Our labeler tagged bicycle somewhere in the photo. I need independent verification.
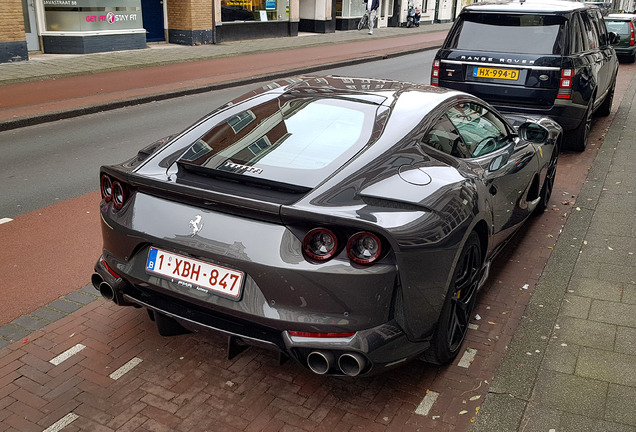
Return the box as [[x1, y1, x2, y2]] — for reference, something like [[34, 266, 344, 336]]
[[357, 10, 370, 30]]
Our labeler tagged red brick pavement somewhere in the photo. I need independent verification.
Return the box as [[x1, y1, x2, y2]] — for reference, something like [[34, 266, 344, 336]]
[[1, 55, 633, 432]]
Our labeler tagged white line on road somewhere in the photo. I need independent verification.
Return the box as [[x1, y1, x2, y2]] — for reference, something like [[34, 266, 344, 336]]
[[0, 218, 13, 224], [43, 413, 79, 432], [415, 390, 440, 416], [109, 357, 143, 380], [49, 343, 86, 366]]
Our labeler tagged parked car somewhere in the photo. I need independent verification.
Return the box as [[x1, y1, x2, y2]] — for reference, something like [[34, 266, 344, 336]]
[[92, 76, 562, 376], [431, 0, 619, 152], [604, 13, 636, 62]]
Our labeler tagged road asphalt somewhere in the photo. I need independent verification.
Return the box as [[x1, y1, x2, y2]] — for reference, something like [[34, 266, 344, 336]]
[[1, 23, 635, 431]]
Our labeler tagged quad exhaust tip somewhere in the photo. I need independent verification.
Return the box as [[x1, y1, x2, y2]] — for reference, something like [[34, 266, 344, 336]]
[[306, 350, 368, 376], [338, 352, 366, 377]]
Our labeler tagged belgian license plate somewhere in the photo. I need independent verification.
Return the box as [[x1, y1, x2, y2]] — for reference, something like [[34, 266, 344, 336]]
[[146, 247, 244, 300], [473, 67, 519, 80]]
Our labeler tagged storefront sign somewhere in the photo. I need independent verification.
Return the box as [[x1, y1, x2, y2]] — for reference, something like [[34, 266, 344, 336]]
[[43, 0, 143, 32]]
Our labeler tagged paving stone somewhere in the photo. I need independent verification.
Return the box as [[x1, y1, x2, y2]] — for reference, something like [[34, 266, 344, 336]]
[[0, 324, 30, 342], [576, 347, 636, 387], [542, 339, 580, 375], [567, 277, 623, 302], [560, 294, 592, 319], [11, 316, 48, 332], [605, 384, 636, 427], [590, 300, 636, 327], [622, 284, 636, 304], [555, 316, 616, 351], [29, 307, 67, 323], [64, 291, 98, 306], [530, 370, 607, 418], [47, 299, 82, 315], [615, 326, 636, 356]]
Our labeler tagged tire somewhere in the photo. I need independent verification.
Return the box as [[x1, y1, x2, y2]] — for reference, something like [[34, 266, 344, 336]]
[[357, 15, 367, 30], [597, 83, 615, 117], [534, 139, 559, 214], [566, 98, 593, 152], [422, 232, 482, 365], [406, 20, 413, 28]]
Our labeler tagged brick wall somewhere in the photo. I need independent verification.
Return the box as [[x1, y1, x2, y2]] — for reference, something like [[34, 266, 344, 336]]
[[168, 0, 213, 30], [0, 0, 26, 43]]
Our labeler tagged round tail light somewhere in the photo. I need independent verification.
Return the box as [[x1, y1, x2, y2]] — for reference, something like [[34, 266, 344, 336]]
[[101, 175, 113, 201], [347, 232, 381, 265], [303, 228, 338, 261], [112, 181, 126, 210]]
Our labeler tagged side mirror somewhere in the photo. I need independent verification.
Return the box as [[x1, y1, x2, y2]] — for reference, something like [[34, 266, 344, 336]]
[[609, 31, 621, 45], [517, 122, 549, 143]]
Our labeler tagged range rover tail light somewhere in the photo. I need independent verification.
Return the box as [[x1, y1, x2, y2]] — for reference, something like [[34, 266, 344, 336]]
[[100, 174, 130, 211], [557, 68, 573, 99], [630, 22, 635, 46], [431, 59, 440, 86]]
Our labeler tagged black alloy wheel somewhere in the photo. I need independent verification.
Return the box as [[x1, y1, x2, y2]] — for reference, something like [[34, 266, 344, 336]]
[[597, 83, 615, 117], [422, 232, 482, 365], [535, 141, 559, 214], [568, 98, 593, 152]]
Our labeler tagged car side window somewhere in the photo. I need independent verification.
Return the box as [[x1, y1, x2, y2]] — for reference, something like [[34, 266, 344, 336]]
[[591, 10, 609, 46], [446, 103, 510, 158], [422, 114, 471, 158], [580, 11, 599, 49], [570, 14, 585, 54]]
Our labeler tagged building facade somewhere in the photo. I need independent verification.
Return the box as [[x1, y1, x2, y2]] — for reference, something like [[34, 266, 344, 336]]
[[1, 0, 461, 64]]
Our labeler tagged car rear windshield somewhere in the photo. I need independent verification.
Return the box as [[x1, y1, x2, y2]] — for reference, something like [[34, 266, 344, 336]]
[[449, 13, 566, 55], [177, 95, 379, 189], [605, 20, 630, 34]]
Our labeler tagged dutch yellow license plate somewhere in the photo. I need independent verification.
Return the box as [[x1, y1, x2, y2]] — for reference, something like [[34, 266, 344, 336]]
[[473, 67, 519, 81]]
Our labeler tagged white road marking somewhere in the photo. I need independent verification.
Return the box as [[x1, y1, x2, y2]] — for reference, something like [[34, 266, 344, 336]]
[[109, 357, 143, 380], [43, 413, 79, 432], [0, 218, 13, 224], [49, 344, 86, 366], [458, 347, 477, 368], [415, 390, 440, 416]]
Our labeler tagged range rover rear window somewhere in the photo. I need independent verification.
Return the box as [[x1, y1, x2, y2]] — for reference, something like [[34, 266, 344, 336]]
[[449, 14, 566, 55]]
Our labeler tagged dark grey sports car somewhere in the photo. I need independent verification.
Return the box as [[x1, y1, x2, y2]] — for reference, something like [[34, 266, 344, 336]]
[[92, 76, 562, 376]]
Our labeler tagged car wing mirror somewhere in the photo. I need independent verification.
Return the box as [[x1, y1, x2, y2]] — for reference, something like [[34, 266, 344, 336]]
[[517, 122, 549, 144], [609, 31, 621, 45]]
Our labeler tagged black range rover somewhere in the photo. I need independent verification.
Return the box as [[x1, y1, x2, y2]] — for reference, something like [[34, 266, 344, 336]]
[[431, 0, 619, 151]]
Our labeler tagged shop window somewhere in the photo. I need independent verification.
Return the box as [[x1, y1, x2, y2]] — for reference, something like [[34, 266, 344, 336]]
[[336, 0, 367, 18], [43, 0, 142, 32], [222, 0, 290, 22]]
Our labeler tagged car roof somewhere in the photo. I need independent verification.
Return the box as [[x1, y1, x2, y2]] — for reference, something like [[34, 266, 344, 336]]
[[606, 13, 636, 20], [463, 0, 596, 14]]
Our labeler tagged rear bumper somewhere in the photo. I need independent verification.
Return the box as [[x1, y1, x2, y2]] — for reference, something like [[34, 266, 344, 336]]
[[614, 46, 636, 59], [93, 256, 430, 376]]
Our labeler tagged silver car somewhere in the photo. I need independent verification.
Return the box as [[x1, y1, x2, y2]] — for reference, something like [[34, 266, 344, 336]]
[[92, 76, 562, 376]]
